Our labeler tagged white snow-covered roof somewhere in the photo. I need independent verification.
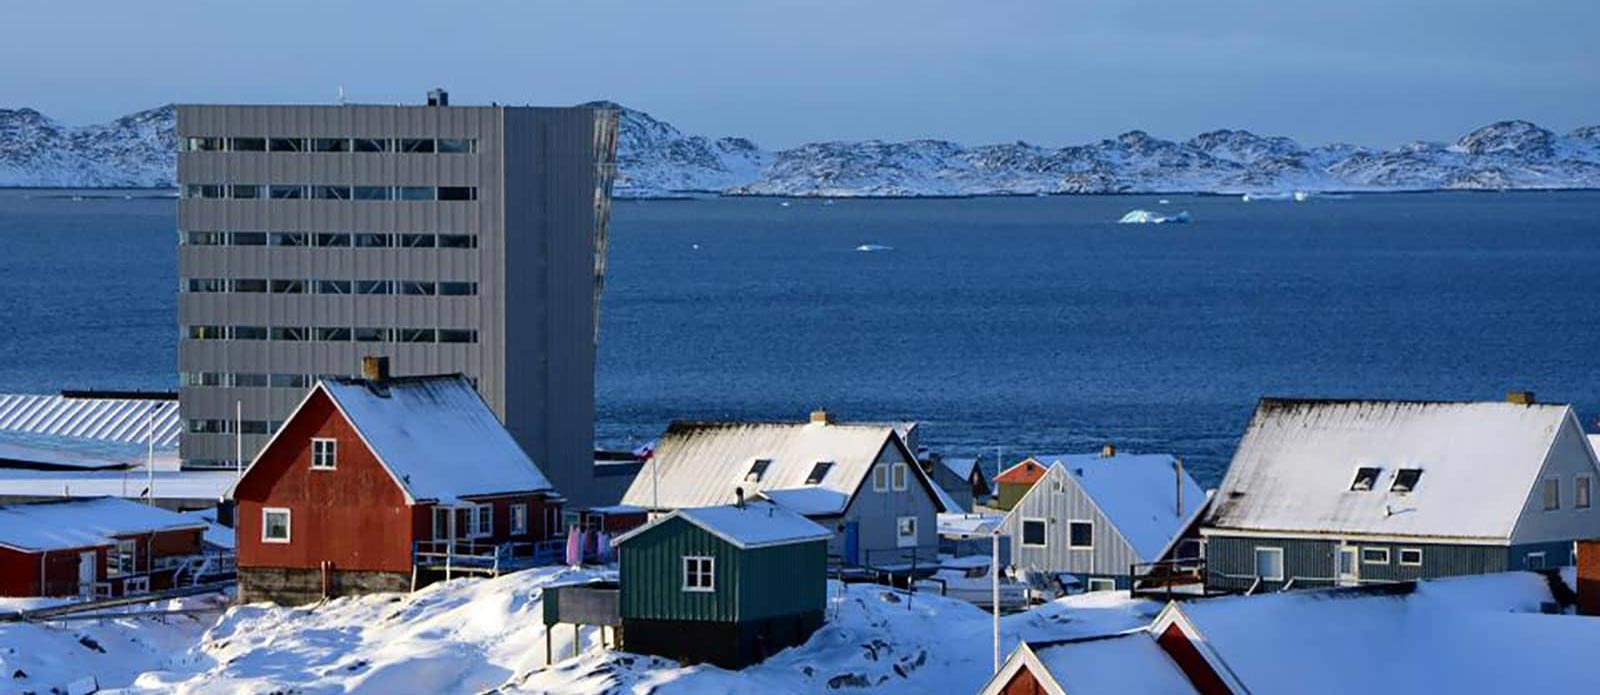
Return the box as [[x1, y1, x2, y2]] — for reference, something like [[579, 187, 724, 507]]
[[1167, 572, 1597, 693], [0, 394, 180, 449], [1030, 453, 1205, 562], [937, 512, 1003, 537], [938, 456, 981, 480], [236, 376, 554, 505], [1206, 399, 1578, 541], [613, 501, 832, 550], [621, 419, 944, 514], [0, 467, 235, 502], [1031, 634, 1198, 694], [758, 487, 851, 516], [181, 508, 236, 550], [0, 497, 206, 552]]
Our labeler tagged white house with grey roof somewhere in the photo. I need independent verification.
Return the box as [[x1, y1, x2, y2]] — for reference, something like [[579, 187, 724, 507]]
[[1202, 397, 1600, 593], [999, 451, 1206, 592], [620, 411, 947, 566]]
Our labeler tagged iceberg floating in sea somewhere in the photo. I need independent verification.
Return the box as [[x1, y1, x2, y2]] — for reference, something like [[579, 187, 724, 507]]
[[855, 243, 894, 252], [1117, 210, 1191, 224]]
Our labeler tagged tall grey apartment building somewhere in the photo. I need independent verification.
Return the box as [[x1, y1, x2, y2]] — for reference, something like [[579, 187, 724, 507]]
[[176, 93, 618, 505]]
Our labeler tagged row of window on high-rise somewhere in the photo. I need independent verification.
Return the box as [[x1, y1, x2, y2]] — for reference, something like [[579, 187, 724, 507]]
[[181, 137, 477, 154], [187, 418, 281, 435], [185, 325, 479, 343], [181, 230, 478, 248], [182, 184, 479, 201], [184, 278, 478, 296]]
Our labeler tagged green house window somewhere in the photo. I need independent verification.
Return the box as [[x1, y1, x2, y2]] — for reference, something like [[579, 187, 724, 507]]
[[682, 556, 715, 592]]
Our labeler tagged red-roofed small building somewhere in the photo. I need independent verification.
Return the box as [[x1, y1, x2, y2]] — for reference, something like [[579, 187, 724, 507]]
[[230, 362, 563, 605], [993, 456, 1052, 511]]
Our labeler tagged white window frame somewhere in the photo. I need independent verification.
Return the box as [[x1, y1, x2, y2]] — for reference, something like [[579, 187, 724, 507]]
[[310, 438, 337, 470], [108, 538, 137, 577], [1020, 518, 1048, 548], [261, 507, 292, 544], [896, 516, 918, 548], [1543, 476, 1561, 511], [1360, 547, 1390, 565], [510, 503, 529, 535], [1254, 547, 1285, 581], [682, 555, 715, 592], [1398, 548, 1423, 567], [1067, 520, 1094, 550], [872, 463, 889, 492], [891, 461, 908, 491], [1577, 475, 1592, 509], [467, 503, 493, 538], [1525, 551, 1547, 570], [1086, 578, 1117, 593]]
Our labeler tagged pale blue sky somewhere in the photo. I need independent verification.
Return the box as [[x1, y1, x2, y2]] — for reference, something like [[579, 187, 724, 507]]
[[6, 1, 1596, 148]]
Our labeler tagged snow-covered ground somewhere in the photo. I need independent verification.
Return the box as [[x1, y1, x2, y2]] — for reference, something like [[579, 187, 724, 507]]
[[100, 567, 1156, 694], [0, 593, 230, 694]]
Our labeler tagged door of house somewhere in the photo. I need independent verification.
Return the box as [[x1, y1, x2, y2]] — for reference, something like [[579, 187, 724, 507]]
[[77, 551, 97, 598], [843, 522, 860, 566], [1337, 546, 1359, 586]]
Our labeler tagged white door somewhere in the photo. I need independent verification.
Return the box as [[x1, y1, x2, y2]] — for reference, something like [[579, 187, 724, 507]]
[[77, 551, 97, 598], [1337, 546, 1359, 586]]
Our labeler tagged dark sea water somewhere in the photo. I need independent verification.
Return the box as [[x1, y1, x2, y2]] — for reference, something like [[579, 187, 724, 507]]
[[1, 190, 1597, 486]]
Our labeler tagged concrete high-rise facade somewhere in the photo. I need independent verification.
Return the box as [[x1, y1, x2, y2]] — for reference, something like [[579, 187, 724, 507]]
[[175, 95, 618, 504]]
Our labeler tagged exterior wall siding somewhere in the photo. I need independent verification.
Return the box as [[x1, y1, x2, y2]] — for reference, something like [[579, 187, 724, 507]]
[[1001, 466, 1140, 585], [1205, 534, 1512, 592], [1509, 414, 1600, 547], [841, 441, 941, 566], [175, 103, 616, 506], [736, 540, 827, 622], [619, 518, 740, 623]]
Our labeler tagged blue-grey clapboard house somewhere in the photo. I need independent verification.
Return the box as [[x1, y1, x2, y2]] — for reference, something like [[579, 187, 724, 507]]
[[999, 451, 1206, 592], [621, 411, 948, 568], [1203, 397, 1600, 593], [927, 456, 988, 512], [610, 501, 831, 669]]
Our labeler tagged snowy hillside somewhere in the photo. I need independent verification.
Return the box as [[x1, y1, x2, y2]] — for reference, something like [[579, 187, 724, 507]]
[[3, 101, 1597, 196], [122, 567, 1158, 694]]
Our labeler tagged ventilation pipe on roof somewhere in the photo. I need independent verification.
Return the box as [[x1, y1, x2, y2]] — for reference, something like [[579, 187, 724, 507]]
[[735, 486, 745, 509], [1507, 390, 1536, 405], [362, 356, 391, 382], [1101, 443, 1116, 458]]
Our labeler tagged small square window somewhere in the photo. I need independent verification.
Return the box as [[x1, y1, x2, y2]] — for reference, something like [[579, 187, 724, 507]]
[[683, 556, 714, 592], [262, 508, 291, 543], [398, 281, 436, 296], [315, 233, 351, 248], [352, 138, 390, 153], [1361, 547, 1390, 565], [1086, 578, 1117, 593], [229, 137, 267, 152], [311, 138, 350, 153], [269, 185, 306, 199], [438, 329, 477, 343], [1350, 467, 1382, 491], [438, 234, 477, 249], [437, 186, 477, 201], [353, 186, 392, 201], [399, 233, 436, 248], [1068, 521, 1093, 549], [231, 232, 267, 246], [438, 138, 476, 154], [268, 138, 305, 152], [439, 281, 478, 296], [399, 328, 436, 343], [313, 185, 352, 200], [316, 280, 352, 295], [354, 327, 391, 342], [1399, 548, 1423, 566], [315, 327, 352, 342], [356, 280, 392, 295], [1254, 547, 1284, 581], [1021, 519, 1046, 547], [399, 138, 436, 154], [1526, 552, 1547, 570], [398, 186, 435, 201], [270, 232, 309, 247], [311, 438, 337, 470], [270, 280, 307, 295]]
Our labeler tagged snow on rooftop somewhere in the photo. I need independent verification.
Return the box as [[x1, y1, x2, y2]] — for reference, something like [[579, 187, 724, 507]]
[[938, 512, 1003, 537], [181, 508, 236, 550], [937, 456, 980, 479], [621, 419, 940, 513], [1032, 634, 1198, 694], [0, 497, 206, 552], [615, 501, 832, 550], [1174, 571, 1596, 693], [1207, 399, 1576, 540], [315, 377, 554, 504], [757, 486, 851, 515], [0, 393, 180, 448], [1042, 453, 1206, 562], [0, 467, 235, 501]]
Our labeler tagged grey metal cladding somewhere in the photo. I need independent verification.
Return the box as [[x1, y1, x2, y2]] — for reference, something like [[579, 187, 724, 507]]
[[1003, 467, 1140, 579], [175, 103, 609, 505]]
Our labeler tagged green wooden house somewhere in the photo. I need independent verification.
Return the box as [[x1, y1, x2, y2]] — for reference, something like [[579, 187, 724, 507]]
[[612, 500, 832, 669]]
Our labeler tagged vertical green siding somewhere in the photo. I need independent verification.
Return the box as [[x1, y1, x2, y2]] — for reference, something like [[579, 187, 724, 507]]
[[737, 540, 828, 621], [1206, 534, 1515, 592], [620, 519, 740, 622]]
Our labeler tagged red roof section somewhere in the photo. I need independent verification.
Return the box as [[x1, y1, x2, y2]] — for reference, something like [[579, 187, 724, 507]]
[[995, 459, 1048, 484]]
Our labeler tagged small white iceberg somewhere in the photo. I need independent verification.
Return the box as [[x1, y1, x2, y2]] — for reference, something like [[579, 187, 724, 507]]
[[855, 243, 894, 252], [1117, 209, 1191, 224]]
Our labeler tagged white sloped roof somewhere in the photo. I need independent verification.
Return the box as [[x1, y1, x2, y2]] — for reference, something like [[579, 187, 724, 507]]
[[236, 376, 554, 505], [0, 394, 180, 449], [938, 456, 980, 479], [612, 501, 832, 550], [1206, 399, 1575, 541], [0, 497, 206, 552], [621, 420, 944, 514], [1171, 572, 1597, 694], [1031, 634, 1198, 694], [1042, 453, 1206, 562]]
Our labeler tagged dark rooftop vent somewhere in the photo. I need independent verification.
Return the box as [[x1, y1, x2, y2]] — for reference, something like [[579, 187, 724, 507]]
[[427, 88, 449, 107]]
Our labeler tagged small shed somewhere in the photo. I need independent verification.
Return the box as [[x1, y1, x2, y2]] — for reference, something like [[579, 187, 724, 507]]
[[612, 501, 831, 669], [993, 458, 1049, 511]]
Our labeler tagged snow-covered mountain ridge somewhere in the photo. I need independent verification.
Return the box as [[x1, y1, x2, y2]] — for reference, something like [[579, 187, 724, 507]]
[[3, 102, 1597, 196]]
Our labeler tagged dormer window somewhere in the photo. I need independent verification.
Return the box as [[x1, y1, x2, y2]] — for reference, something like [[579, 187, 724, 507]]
[[806, 461, 833, 485], [1350, 467, 1382, 491], [745, 459, 772, 483], [1390, 468, 1423, 493]]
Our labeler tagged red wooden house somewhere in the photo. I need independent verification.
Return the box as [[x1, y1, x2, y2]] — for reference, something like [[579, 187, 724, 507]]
[[229, 369, 563, 605], [0, 497, 210, 598]]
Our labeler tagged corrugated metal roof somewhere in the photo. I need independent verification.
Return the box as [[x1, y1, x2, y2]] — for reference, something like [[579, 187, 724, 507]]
[[0, 497, 206, 552], [621, 420, 931, 514], [613, 501, 832, 550], [1206, 398, 1580, 540], [0, 394, 179, 448]]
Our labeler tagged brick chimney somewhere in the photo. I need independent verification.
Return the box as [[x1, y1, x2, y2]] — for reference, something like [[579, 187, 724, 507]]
[[1578, 539, 1600, 617], [810, 409, 834, 426], [361, 356, 390, 382], [1506, 390, 1536, 405]]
